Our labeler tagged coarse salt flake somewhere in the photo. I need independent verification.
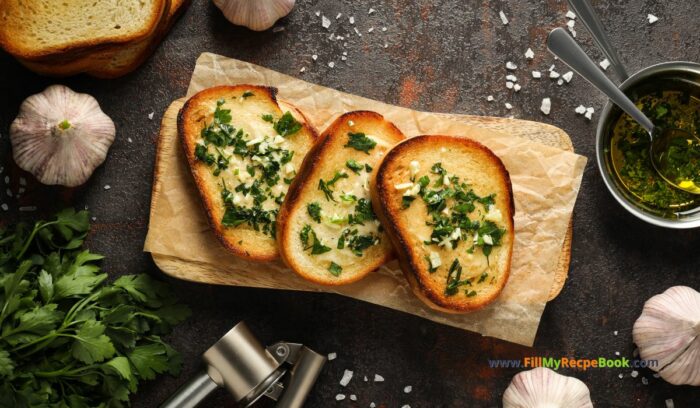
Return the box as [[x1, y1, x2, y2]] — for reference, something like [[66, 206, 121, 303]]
[[567, 19, 576, 29], [350, 395, 357, 401], [499, 10, 508, 25], [368, 27, 374, 33], [349, 16, 355, 24], [321, 16, 331, 29], [631, 370, 639, 378], [665, 399, 674, 408], [566, 10, 577, 19], [312, 54, 318, 61], [404, 385, 413, 393], [335, 394, 346, 401], [328, 61, 335, 68], [506, 81, 514, 89], [1, 204, 8, 211], [368, 8, 376, 14], [513, 84, 521, 92], [532, 70, 541, 79], [374, 374, 384, 382], [648, 14, 659, 24], [540, 98, 551, 115], [505, 103, 513, 110], [506, 74, 517, 82], [562, 71, 574, 83], [103, 185, 111, 190], [600, 59, 611, 70], [557, 79, 564, 86], [327, 352, 337, 360], [550, 71, 560, 79], [148, 112, 154, 120], [575, 105, 586, 114], [618, 373, 624, 379], [506, 61, 517, 70], [336, 13, 342, 19], [487, 95, 494, 102], [524, 48, 534, 59], [300, 67, 306, 73], [339, 370, 353, 386]]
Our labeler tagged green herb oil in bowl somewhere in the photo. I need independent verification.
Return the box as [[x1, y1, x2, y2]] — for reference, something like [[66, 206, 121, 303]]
[[610, 90, 700, 215]]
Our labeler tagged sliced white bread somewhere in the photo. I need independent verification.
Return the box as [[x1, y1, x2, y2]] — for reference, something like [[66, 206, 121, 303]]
[[178, 85, 317, 261], [371, 135, 514, 313], [0, 0, 167, 60], [277, 111, 406, 285]]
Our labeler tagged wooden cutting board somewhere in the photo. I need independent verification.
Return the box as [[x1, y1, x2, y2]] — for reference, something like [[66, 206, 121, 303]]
[[150, 98, 573, 301]]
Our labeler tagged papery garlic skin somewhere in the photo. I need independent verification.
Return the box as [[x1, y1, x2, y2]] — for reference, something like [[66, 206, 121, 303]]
[[633, 286, 700, 386], [10, 85, 115, 187], [503, 367, 593, 408], [213, 0, 295, 31]]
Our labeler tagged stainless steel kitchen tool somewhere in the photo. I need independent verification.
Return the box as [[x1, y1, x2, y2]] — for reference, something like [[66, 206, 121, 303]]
[[567, 0, 628, 81], [160, 322, 326, 408]]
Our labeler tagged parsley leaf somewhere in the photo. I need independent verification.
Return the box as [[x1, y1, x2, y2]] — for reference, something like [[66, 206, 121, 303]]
[[346, 159, 364, 174], [242, 91, 254, 98], [262, 114, 274, 122], [328, 262, 343, 276], [71, 320, 116, 364], [274, 112, 302, 137], [307, 202, 322, 223], [345, 132, 377, 154], [299, 225, 331, 255]]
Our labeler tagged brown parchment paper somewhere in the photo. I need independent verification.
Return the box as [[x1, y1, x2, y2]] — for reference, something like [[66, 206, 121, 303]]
[[144, 53, 587, 346]]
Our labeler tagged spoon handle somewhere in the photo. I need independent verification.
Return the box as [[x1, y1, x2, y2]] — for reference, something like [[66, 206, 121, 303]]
[[547, 28, 654, 134], [567, 0, 629, 81]]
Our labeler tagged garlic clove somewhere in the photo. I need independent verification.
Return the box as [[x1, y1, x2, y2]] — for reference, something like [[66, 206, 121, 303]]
[[633, 286, 700, 386], [503, 367, 593, 408], [213, 0, 295, 31], [10, 85, 115, 187]]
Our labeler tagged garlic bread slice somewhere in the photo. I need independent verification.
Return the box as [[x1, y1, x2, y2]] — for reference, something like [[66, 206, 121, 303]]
[[178, 85, 317, 261], [277, 111, 406, 285], [371, 135, 514, 313]]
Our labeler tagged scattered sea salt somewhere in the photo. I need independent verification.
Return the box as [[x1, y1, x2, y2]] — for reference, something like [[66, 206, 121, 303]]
[[368, 27, 374, 33], [341, 56, 347, 61], [550, 71, 560, 79], [315, 11, 320, 17], [532, 70, 542, 79], [335, 394, 346, 401], [349, 16, 355, 24], [585, 107, 594, 120], [350, 394, 357, 401], [506, 81, 514, 89], [364, 376, 368, 382], [615, 351, 620, 356], [614, 330, 619, 336], [300, 67, 306, 73], [354, 27, 362, 36], [499, 10, 509, 25], [370, 403, 376, 408], [148, 112, 154, 120], [575, 105, 586, 114], [562, 71, 574, 83], [618, 373, 624, 379], [328, 61, 335, 68], [327, 352, 337, 361], [566, 10, 577, 20], [336, 13, 342, 20], [91, 216, 97, 221], [665, 399, 674, 408], [322, 15, 331, 29], [540, 98, 551, 115], [506, 61, 517, 70], [103, 185, 111, 190], [548, 64, 556, 72], [404, 385, 413, 393], [487, 95, 494, 102], [600, 59, 611, 70], [557, 79, 564, 86], [374, 374, 384, 382], [648, 14, 659, 24], [505, 103, 513, 110], [642, 376, 649, 385], [312, 54, 318, 61], [368, 8, 376, 15], [339, 370, 353, 386], [1, 204, 8, 211], [567, 19, 576, 29], [524, 48, 534, 59], [401, 405, 411, 408], [631, 370, 639, 378], [6, 189, 12, 197], [382, 27, 387, 32], [513, 84, 521, 92], [506, 74, 517, 82]]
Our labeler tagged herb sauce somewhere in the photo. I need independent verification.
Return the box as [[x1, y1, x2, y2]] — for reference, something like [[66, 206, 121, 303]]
[[610, 90, 700, 211]]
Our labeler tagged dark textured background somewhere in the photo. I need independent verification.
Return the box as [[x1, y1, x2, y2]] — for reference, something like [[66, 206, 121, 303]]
[[1, 0, 699, 407]]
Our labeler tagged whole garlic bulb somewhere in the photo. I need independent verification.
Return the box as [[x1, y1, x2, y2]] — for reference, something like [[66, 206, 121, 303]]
[[213, 0, 295, 31], [633, 286, 700, 386], [10, 85, 115, 187], [503, 367, 593, 408]]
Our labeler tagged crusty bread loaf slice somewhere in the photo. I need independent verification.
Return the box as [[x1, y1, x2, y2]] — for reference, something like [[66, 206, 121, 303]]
[[16, 0, 189, 78], [0, 0, 167, 60], [371, 135, 514, 313], [179, 85, 317, 261], [277, 111, 406, 285]]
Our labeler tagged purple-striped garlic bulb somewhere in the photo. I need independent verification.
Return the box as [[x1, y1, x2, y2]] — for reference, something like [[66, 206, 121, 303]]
[[503, 367, 593, 408], [10, 85, 115, 187]]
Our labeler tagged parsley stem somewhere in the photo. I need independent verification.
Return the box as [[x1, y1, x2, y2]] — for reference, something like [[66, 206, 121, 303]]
[[16, 220, 59, 260]]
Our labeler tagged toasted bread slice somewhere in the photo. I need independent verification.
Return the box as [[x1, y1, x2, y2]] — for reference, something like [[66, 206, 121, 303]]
[[17, 0, 189, 78], [179, 85, 317, 261], [277, 111, 406, 285], [371, 135, 514, 313], [0, 0, 167, 60]]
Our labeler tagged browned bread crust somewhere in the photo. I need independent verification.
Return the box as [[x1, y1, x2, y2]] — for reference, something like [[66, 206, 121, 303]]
[[178, 85, 317, 261], [277, 111, 406, 285], [371, 135, 514, 312]]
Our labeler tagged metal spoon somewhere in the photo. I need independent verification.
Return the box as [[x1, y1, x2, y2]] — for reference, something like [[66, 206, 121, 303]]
[[547, 27, 700, 194], [567, 0, 628, 81]]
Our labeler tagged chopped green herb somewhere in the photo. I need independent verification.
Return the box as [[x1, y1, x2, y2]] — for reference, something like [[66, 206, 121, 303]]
[[347, 233, 378, 257], [340, 193, 357, 203], [299, 224, 331, 255], [365, 163, 373, 173], [307, 202, 322, 223], [466, 290, 477, 297], [348, 198, 376, 225], [346, 159, 364, 174], [328, 262, 343, 276], [242, 91, 254, 98], [274, 112, 302, 137], [345, 132, 377, 154], [318, 171, 349, 202], [478, 272, 488, 283], [262, 114, 274, 122], [445, 258, 472, 296], [194, 144, 215, 165], [214, 99, 232, 124]]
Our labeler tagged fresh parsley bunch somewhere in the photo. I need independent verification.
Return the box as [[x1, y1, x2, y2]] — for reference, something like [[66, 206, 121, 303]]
[[0, 209, 190, 407]]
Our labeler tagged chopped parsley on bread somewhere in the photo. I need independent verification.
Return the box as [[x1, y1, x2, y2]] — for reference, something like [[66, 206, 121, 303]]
[[371, 135, 514, 312], [277, 111, 406, 285], [178, 85, 317, 261]]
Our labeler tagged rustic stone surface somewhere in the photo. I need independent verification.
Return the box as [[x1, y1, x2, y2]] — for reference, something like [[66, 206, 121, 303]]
[[0, 0, 699, 407]]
